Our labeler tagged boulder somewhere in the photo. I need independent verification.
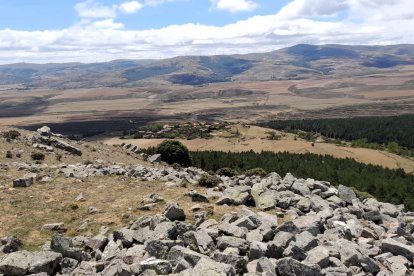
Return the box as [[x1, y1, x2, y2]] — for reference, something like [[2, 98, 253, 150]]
[[381, 238, 414, 260], [338, 185, 357, 204], [276, 257, 321, 276], [189, 257, 236, 276], [12, 176, 34, 188], [163, 203, 186, 221], [216, 236, 250, 254], [304, 246, 330, 268], [140, 257, 172, 275]]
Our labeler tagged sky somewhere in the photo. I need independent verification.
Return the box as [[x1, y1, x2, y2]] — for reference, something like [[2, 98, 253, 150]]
[[0, 0, 413, 64]]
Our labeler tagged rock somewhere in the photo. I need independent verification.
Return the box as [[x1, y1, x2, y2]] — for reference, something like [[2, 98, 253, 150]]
[[218, 186, 251, 205], [304, 246, 330, 268], [85, 234, 108, 251], [266, 231, 295, 258], [211, 251, 247, 274], [185, 191, 209, 203], [384, 255, 409, 275], [87, 206, 101, 214], [190, 257, 236, 276], [140, 257, 172, 275], [291, 179, 311, 196], [381, 238, 414, 260], [218, 222, 246, 238], [41, 223, 66, 233], [0, 251, 31, 275], [255, 190, 278, 210], [363, 210, 383, 224], [148, 154, 161, 163], [249, 241, 268, 260], [75, 193, 86, 201], [28, 251, 62, 275], [168, 246, 205, 267], [256, 257, 276, 275], [276, 257, 321, 276], [50, 234, 87, 261], [216, 236, 250, 254], [338, 185, 357, 204], [1, 236, 22, 253], [380, 203, 400, 217], [163, 203, 186, 221], [12, 175, 34, 188], [37, 126, 51, 135]]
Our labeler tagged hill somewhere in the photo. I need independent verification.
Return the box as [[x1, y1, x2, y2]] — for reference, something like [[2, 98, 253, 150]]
[[1, 44, 414, 89], [1, 126, 414, 275]]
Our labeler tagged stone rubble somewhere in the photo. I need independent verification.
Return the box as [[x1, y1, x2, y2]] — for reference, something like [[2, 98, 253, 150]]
[[2, 163, 414, 275]]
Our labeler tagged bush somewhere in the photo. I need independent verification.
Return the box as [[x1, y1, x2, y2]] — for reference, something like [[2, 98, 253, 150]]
[[31, 152, 45, 161], [198, 174, 221, 188], [216, 167, 238, 177], [2, 130, 21, 140], [245, 168, 267, 177], [5, 151, 13, 158], [156, 140, 192, 167]]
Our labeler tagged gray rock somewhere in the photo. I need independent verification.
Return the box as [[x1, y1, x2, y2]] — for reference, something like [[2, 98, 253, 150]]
[[140, 257, 172, 275], [255, 190, 278, 210], [249, 241, 268, 260], [148, 154, 161, 163], [28, 251, 62, 275], [218, 222, 246, 238], [190, 257, 236, 276], [145, 240, 182, 259], [266, 231, 295, 258], [216, 236, 250, 254], [292, 179, 311, 196], [380, 203, 400, 218], [381, 238, 414, 260], [220, 185, 251, 205], [1, 236, 22, 254], [256, 257, 276, 275], [384, 255, 409, 275], [363, 210, 383, 224], [41, 223, 66, 232], [168, 246, 205, 267], [304, 246, 330, 268], [276, 257, 321, 276], [0, 251, 31, 276], [338, 185, 357, 204], [50, 234, 88, 261], [12, 175, 34, 188], [211, 251, 247, 275], [163, 203, 186, 221]]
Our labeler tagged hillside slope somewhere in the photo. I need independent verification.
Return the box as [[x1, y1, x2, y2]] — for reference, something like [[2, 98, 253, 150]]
[[1, 127, 414, 275], [1, 44, 414, 88]]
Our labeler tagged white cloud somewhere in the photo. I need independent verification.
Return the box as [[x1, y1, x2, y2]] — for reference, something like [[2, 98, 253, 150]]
[[119, 1, 143, 14], [210, 0, 258, 13], [277, 0, 349, 19], [143, 0, 181, 6], [74, 0, 117, 18], [1, 0, 413, 64]]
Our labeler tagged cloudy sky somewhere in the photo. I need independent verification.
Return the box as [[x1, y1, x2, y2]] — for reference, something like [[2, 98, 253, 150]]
[[0, 0, 413, 64]]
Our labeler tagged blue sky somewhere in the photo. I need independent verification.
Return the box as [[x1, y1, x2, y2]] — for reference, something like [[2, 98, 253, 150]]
[[0, 0, 412, 64], [0, 0, 286, 31]]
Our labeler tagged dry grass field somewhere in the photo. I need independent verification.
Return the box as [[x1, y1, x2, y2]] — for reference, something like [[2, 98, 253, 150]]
[[0, 127, 245, 250], [100, 125, 414, 174]]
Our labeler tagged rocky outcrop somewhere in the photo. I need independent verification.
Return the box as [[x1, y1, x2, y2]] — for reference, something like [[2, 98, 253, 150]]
[[3, 153, 414, 275]]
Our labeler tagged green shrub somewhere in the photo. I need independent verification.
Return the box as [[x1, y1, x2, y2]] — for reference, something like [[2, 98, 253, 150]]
[[31, 152, 45, 161], [245, 168, 267, 177], [216, 167, 238, 177], [198, 174, 221, 188], [156, 140, 192, 167], [2, 130, 21, 140]]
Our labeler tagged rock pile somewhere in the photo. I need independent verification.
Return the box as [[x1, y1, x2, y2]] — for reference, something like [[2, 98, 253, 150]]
[[2, 168, 414, 275]]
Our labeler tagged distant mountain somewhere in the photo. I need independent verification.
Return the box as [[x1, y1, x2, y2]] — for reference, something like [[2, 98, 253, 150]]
[[1, 44, 414, 89]]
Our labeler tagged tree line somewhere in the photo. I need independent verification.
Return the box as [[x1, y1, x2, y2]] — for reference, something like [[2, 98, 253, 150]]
[[260, 114, 414, 156], [190, 150, 414, 210]]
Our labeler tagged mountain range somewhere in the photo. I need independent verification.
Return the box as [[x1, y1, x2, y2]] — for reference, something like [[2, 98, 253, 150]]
[[2, 44, 414, 89]]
